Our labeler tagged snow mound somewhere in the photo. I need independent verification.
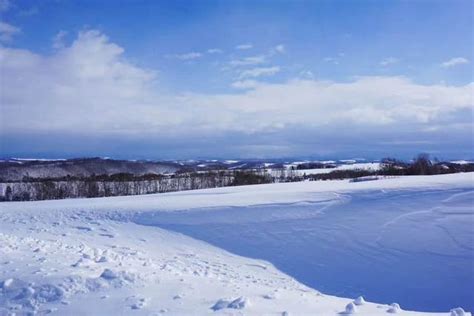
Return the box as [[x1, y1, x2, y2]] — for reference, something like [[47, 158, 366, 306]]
[[354, 296, 366, 305], [0, 278, 64, 314], [263, 292, 277, 300], [345, 302, 358, 314], [211, 296, 249, 311], [211, 298, 230, 311], [228, 296, 249, 309], [0, 267, 138, 314], [99, 269, 137, 285], [100, 269, 119, 280], [451, 308, 467, 316], [388, 303, 401, 313]]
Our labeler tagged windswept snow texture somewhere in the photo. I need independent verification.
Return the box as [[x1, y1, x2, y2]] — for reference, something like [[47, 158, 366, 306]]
[[0, 173, 473, 315], [135, 178, 474, 312]]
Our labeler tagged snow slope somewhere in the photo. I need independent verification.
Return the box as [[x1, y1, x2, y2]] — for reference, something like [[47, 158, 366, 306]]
[[0, 173, 473, 315]]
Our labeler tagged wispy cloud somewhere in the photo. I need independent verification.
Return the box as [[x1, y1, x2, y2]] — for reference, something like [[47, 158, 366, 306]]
[[231, 79, 260, 89], [231, 44, 285, 69], [323, 57, 339, 65], [236, 43, 253, 50], [0, 22, 21, 42], [273, 44, 285, 54], [299, 70, 314, 79], [239, 66, 280, 79], [380, 57, 398, 66], [207, 48, 223, 54], [52, 30, 68, 49], [441, 57, 470, 68], [167, 52, 202, 60], [229, 55, 266, 66]]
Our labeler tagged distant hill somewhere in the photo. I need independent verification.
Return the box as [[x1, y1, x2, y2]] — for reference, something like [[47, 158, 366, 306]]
[[0, 158, 181, 181]]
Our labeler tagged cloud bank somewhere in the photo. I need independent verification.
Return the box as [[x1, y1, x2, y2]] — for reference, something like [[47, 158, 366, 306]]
[[1, 30, 473, 158]]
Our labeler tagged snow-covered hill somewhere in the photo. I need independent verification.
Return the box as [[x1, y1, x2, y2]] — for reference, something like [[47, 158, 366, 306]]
[[0, 158, 180, 181], [293, 162, 382, 175], [0, 173, 473, 315]]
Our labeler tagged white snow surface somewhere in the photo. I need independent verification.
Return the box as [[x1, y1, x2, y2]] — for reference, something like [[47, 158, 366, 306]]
[[294, 162, 382, 175], [0, 173, 473, 315], [450, 160, 474, 165]]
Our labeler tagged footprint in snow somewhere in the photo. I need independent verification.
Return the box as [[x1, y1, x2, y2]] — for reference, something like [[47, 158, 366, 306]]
[[99, 233, 115, 238], [75, 226, 93, 232], [126, 296, 147, 310], [262, 292, 277, 300]]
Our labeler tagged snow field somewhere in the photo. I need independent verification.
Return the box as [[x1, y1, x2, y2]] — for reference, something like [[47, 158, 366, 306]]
[[0, 173, 472, 315]]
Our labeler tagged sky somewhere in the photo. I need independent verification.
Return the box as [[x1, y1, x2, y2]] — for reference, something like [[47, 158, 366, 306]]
[[0, 0, 473, 160]]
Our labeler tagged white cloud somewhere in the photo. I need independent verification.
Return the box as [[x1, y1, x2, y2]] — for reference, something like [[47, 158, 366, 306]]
[[323, 57, 339, 65], [238, 66, 280, 79], [52, 30, 68, 49], [167, 52, 202, 60], [231, 45, 284, 70], [441, 57, 470, 68], [1, 29, 472, 139], [1, 30, 158, 134], [229, 55, 266, 66], [0, 22, 20, 42], [207, 48, 223, 54], [299, 70, 314, 79], [380, 57, 398, 66], [197, 77, 473, 132], [231, 80, 260, 89], [274, 44, 285, 54], [236, 43, 253, 50]]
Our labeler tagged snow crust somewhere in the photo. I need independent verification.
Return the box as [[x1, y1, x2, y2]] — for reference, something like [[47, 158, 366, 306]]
[[0, 173, 473, 315]]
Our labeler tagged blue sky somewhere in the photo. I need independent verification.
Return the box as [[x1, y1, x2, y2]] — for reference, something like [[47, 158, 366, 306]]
[[0, 0, 473, 160]]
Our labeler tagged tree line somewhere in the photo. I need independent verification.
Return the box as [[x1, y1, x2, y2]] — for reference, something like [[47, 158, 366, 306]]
[[0, 170, 272, 202], [1, 154, 472, 201], [303, 154, 474, 181]]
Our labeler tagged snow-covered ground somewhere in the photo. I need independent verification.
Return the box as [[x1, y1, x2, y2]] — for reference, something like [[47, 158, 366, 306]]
[[0, 173, 473, 315], [293, 162, 382, 175], [450, 160, 474, 165]]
